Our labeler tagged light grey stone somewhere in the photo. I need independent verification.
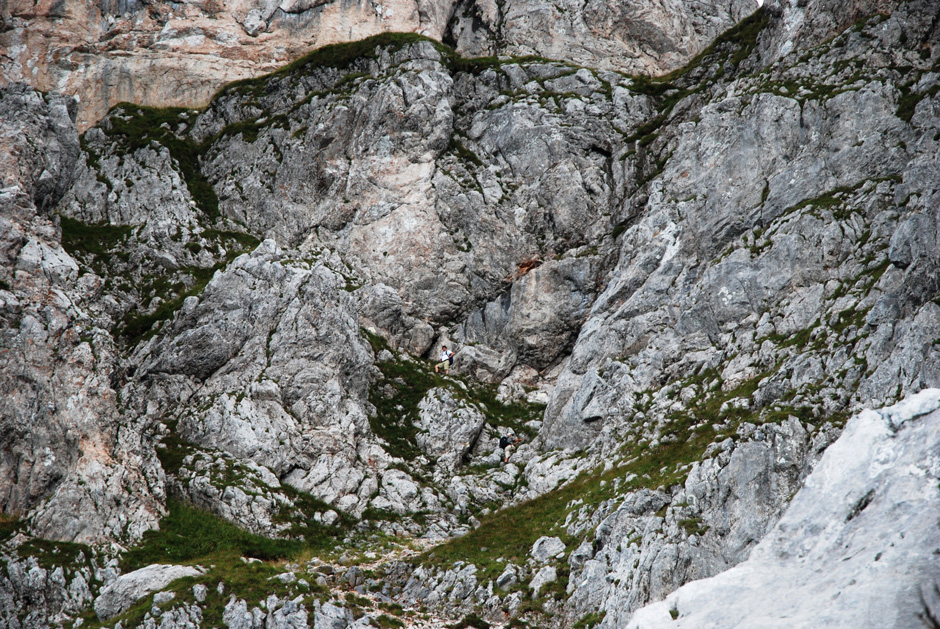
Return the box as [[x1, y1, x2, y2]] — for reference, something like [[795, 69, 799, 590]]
[[94, 565, 202, 620], [530, 536, 566, 564], [529, 565, 557, 596]]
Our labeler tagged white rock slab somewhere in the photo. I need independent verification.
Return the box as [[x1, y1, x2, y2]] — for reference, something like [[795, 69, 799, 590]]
[[94, 564, 203, 620], [627, 389, 940, 628]]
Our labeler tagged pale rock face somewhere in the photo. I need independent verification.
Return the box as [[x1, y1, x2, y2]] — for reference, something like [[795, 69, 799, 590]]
[[0, 0, 754, 131], [626, 390, 940, 628], [4, 0, 940, 626], [530, 535, 566, 563], [528, 564, 557, 596], [131, 240, 379, 514], [0, 84, 164, 544], [450, 0, 756, 74]]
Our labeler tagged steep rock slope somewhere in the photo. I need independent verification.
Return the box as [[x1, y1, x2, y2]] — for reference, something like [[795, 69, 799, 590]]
[[0, 0, 939, 627], [0, 85, 164, 545], [0, 0, 750, 130]]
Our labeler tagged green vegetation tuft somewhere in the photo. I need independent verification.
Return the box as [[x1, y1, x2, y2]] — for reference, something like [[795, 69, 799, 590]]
[[215, 33, 441, 101], [0, 514, 20, 544], [117, 263, 221, 343], [445, 53, 560, 76], [154, 425, 199, 475], [625, 7, 770, 148], [421, 369, 779, 580], [896, 82, 940, 123], [376, 614, 406, 628], [678, 516, 709, 537], [118, 229, 259, 344], [449, 136, 485, 168], [573, 611, 606, 629], [273, 482, 356, 540], [363, 328, 543, 461], [120, 498, 308, 571], [450, 613, 491, 628], [16, 538, 93, 572], [365, 331, 442, 459], [91, 544, 328, 629], [59, 216, 133, 257], [101, 104, 219, 218]]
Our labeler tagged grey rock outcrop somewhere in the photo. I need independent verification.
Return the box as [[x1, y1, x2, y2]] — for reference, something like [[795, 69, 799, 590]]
[[415, 388, 486, 471], [627, 390, 940, 628], [0, 542, 103, 628], [3, 0, 752, 130], [131, 240, 379, 514], [0, 84, 164, 544], [3, 0, 940, 627], [94, 564, 203, 620], [530, 536, 566, 564]]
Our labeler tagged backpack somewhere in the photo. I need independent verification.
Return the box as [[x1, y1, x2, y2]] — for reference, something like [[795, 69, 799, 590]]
[[499, 436, 509, 448]]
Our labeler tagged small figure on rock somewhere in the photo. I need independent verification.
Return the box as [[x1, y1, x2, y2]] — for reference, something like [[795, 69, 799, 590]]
[[499, 434, 520, 463], [435, 345, 455, 374]]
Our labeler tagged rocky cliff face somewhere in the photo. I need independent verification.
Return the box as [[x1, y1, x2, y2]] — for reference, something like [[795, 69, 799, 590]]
[[0, 0, 750, 130], [1, 0, 940, 627]]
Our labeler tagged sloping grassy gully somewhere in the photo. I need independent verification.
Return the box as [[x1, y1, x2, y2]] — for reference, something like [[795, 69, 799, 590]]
[[420, 365, 804, 583]]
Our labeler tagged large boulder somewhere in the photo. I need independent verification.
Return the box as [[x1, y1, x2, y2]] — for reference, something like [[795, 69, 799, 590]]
[[416, 388, 487, 471], [94, 564, 203, 620]]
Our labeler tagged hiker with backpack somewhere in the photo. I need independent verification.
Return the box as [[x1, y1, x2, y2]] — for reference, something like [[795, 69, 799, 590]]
[[434, 345, 455, 374], [499, 434, 520, 463]]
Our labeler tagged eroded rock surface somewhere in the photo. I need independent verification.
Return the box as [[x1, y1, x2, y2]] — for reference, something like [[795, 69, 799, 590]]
[[0, 84, 164, 544], [1, 0, 751, 130], [2, 0, 940, 627], [627, 390, 940, 628]]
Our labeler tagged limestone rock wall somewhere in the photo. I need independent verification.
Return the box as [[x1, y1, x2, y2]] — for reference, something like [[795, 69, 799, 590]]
[[0, 0, 751, 130], [0, 85, 164, 545], [1, 0, 940, 626]]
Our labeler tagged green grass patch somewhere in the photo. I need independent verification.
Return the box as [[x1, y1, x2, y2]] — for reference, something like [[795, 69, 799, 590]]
[[573, 611, 606, 629], [16, 537, 93, 572], [117, 229, 258, 344], [273, 483, 355, 541], [59, 216, 133, 258], [421, 371, 772, 580], [366, 341, 445, 460], [154, 423, 200, 475], [202, 229, 262, 252], [0, 514, 20, 544], [625, 8, 769, 147], [461, 381, 544, 440], [445, 53, 560, 76], [896, 82, 940, 123], [120, 498, 307, 571], [450, 613, 491, 628], [449, 136, 484, 168], [678, 516, 709, 537], [376, 614, 406, 628], [215, 33, 442, 102], [215, 114, 291, 144], [363, 328, 543, 461], [87, 547, 327, 629], [117, 263, 222, 343]]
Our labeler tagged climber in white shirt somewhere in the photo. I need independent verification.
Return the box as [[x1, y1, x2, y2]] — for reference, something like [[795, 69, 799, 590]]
[[435, 345, 455, 374]]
